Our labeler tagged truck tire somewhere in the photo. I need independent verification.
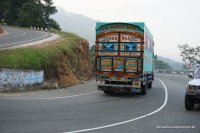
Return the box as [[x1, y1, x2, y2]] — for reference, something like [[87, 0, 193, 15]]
[[141, 82, 147, 95], [104, 90, 113, 95], [104, 91, 109, 94], [141, 77, 149, 95], [148, 82, 152, 89], [185, 94, 194, 110]]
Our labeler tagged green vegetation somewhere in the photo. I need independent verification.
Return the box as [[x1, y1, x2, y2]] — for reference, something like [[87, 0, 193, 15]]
[[89, 45, 95, 65], [0, 0, 60, 30], [0, 30, 82, 79], [178, 44, 200, 67], [154, 59, 172, 69]]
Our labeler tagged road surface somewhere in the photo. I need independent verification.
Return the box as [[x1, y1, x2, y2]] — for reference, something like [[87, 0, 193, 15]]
[[0, 26, 58, 49], [0, 73, 199, 133]]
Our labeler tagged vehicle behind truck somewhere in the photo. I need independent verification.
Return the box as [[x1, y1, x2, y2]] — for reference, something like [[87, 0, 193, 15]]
[[95, 22, 154, 95]]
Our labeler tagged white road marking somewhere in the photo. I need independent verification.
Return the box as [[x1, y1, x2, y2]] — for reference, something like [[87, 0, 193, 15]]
[[63, 78, 168, 133], [0, 91, 98, 100], [0, 32, 49, 47], [0, 31, 26, 39]]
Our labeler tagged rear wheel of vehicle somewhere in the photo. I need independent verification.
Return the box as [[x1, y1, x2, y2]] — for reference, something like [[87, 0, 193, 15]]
[[148, 82, 152, 89], [104, 91, 109, 94], [104, 91, 114, 95], [141, 82, 147, 95], [185, 94, 194, 110]]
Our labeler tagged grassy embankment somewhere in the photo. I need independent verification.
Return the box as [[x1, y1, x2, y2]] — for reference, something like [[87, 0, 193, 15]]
[[0, 29, 86, 81]]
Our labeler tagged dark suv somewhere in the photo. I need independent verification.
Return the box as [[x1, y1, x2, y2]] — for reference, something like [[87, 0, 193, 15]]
[[185, 67, 200, 110]]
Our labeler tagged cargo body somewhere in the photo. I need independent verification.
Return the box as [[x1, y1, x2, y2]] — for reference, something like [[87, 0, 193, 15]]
[[95, 22, 154, 95]]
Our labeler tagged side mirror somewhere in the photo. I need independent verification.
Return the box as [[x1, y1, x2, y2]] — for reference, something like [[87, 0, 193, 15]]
[[188, 73, 193, 79]]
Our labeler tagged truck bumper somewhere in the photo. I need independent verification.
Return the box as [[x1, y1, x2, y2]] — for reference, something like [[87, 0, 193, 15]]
[[97, 84, 141, 94]]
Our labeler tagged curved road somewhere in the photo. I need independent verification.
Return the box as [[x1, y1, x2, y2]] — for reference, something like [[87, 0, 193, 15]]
[[0, 26, 53, 49], [0, 74, 199, 133]]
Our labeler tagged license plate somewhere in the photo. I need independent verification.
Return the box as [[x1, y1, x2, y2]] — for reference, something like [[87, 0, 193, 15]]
[[133, 81, 140, 88]]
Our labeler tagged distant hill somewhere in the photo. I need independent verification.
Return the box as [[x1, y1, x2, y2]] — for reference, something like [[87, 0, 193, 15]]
[[51, 7, 96, 46], [51, 7, 184, 70], [157, 56, 184, 70]]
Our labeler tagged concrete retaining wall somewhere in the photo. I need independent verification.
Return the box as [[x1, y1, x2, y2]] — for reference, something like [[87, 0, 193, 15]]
[[0, 68, 44, 91]]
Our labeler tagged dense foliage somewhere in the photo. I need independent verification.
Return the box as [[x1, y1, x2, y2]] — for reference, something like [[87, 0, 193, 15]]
[[0, 0, 60, 30], [178, 44, 200, 68], [154, 59, 172, 69]]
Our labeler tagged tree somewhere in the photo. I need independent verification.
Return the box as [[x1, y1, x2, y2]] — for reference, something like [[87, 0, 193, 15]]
[[89, 45, 96, 65], [0, 0, 29, 25], [0, 0, 60, 30], [154, 59, 172, 69], [48, 19, 61, 30], [178, 44, 200, 67], [0, 0, 8, 23], [17, 2, 37, 27]]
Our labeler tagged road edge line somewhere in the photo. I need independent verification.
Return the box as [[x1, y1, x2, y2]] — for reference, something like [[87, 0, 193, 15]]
[[63, 78, 168, 133], [0, 91, 98, 100]]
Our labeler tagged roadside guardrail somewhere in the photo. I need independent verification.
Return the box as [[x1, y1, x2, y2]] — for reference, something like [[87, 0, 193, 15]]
[[154, 69, 194, 75]]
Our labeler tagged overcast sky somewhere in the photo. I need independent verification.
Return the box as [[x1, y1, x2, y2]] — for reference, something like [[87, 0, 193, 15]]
[[53, 0, 200, 62]]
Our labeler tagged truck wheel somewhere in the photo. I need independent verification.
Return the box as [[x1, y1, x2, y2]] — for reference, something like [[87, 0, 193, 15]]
[[141, 86, 146, 95], [141, 78, 148, 95], [148, 82, 152, 89], [185, 94, 194, 110], [141, 83, 147, 95], [104, 91, 109, 94]]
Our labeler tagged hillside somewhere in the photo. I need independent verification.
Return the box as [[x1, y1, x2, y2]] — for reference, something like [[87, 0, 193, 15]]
[[51, 7, 96, 46], [0, 30, 93, 88], [157, 56, 184, 70]]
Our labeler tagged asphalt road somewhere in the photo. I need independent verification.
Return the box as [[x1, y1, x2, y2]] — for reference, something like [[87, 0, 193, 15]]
[[0, 74, 199, 133], [0, 26, 52, 49]]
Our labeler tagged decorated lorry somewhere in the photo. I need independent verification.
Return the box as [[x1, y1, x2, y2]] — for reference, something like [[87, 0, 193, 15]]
[[95, 22, 154, 95]]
